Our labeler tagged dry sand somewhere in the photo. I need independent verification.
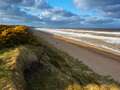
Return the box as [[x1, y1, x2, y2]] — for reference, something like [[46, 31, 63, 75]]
[[33, 30, 120, 83]]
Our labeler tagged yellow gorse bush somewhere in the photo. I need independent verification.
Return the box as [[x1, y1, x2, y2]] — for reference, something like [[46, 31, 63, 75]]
[[0, 25, 32, 49]]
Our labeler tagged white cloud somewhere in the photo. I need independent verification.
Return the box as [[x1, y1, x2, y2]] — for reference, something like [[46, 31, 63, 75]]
[[74, 0, 88, 9]]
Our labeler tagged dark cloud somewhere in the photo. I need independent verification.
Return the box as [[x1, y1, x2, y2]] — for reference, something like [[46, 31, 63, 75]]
[[74, 0, 120, 19], [102, 4, 120, 18], [84, 17, 115, 24], [0, 0, 51, 9], [0, 2, 42, 22], [22, 0, 51, 9], [0, 0, 22, 4]]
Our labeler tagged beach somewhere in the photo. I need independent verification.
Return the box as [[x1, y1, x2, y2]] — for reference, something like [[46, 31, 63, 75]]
[[33, 28, 120, 82]]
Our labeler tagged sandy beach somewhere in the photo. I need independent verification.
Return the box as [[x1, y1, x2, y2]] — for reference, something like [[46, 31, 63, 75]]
[[33, 29, 120, 83]]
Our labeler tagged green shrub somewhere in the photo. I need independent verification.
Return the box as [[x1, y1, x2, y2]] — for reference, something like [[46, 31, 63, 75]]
[[0, 25, 32, 49]]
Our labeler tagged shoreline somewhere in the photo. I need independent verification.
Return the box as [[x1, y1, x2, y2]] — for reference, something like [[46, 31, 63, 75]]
[[33, 30, 120, 82], [53, 35, 120, 62], [33, 29, 120, 62]]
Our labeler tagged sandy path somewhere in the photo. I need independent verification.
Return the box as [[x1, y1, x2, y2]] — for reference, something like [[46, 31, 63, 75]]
[[33, 30, 120, 82]]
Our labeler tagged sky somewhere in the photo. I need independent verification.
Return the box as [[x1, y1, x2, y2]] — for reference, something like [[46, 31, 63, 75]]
[[0, 0, 120, 28]]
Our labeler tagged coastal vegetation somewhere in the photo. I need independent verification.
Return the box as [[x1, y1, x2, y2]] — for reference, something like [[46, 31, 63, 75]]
[[0, 25, 120, 90], [0, 25, 32, 49]]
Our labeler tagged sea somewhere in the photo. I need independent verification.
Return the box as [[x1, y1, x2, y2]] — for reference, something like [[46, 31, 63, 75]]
[[35, 28, 120, 54]]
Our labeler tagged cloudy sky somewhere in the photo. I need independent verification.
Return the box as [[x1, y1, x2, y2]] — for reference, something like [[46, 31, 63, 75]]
[[0, 0, 120, 28]]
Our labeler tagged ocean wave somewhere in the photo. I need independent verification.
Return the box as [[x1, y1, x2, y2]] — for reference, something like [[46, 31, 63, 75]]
[[35, 28, 120, 45]]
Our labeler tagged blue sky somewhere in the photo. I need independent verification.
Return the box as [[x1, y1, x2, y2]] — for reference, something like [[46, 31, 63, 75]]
[[0, 0, 120, 28]]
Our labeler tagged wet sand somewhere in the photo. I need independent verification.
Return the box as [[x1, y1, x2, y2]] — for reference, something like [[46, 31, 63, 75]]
[[33, 30, 120, 82]]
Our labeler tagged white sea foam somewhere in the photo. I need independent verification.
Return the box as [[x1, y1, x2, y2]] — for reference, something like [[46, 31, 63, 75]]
[[36, 28, 120, 45], [101, 45, 120, 54], [36, 28, 120, 53]]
